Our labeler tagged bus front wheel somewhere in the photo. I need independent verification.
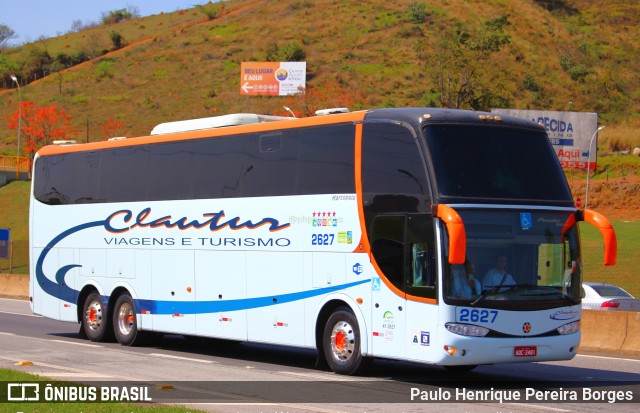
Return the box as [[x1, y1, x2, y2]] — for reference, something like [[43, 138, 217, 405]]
[[82, 292, 110, 342], [113, 293, 144, 346], [322, 307, 367, 375]]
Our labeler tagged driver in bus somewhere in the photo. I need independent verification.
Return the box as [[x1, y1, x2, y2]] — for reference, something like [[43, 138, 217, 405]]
[[483, 253, 516, 290], [449, 259, 481, 297]]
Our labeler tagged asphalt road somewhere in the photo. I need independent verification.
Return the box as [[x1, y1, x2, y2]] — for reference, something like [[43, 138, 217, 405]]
[[1, 297, 639, 413]]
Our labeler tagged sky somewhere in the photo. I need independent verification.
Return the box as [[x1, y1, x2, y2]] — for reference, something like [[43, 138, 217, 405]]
[[3, 1, 207, 46]]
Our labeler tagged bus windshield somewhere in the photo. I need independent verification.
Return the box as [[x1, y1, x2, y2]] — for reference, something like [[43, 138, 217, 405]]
[[424, 124, 573, 203], [443, 210, 582, 310]]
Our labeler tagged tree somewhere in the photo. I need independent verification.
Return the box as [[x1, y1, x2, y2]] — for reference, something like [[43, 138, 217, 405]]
[[7, 101, 78, 166], [407, 2, 429, 24], [109, 30, 125, 50], [266, 42, 306, 62], [101, 7, 139, 25], [0, 54, 20, 88], [100, 119, 127, 139], [22, 45, 52, 82], [283, 81, 362, 117], [70, 19, 84, 32], [195, 1, 225, 21], [417, 17, 512, 110], [0, 23, 17, 49]]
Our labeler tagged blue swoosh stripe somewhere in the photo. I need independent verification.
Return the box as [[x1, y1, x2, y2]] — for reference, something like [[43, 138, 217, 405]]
[[36, 220, 107, 304], [134, 279, 371, 315], [36, 219, 370, 314]]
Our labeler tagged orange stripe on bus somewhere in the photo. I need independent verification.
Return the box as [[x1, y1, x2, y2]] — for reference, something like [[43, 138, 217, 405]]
[[354, 122, 436, 305], [353, 123, 371, 254], [354, 122, 407, 300]]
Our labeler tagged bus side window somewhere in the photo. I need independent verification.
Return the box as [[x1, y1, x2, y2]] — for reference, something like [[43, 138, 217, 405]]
[[370, 214, 436, 299], [407, 214, 436, 298], [370, 215, 405, 291]]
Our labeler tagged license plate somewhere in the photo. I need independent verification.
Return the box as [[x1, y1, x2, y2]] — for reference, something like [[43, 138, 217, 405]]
[[514, 346, 537, 357]]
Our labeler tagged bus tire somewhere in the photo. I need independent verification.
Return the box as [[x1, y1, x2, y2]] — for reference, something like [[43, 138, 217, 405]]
[[113, 293, 144, 346], [82, 292, 110, 342], [322, 307, 367, 375]]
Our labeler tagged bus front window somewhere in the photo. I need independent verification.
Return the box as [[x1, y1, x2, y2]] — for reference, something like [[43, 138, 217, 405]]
[[443, 210, 582, 310]]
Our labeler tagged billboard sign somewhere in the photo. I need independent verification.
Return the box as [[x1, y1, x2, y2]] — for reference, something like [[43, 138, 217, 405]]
[[492, 109, 599, 170], [0, 228, 9, 259], [240, 62, 306, 96]]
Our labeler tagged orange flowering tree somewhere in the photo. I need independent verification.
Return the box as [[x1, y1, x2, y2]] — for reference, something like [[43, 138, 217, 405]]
[[283, 81, 363, 117], [8, 101, 78, 166], [100, 119, 127, 139]]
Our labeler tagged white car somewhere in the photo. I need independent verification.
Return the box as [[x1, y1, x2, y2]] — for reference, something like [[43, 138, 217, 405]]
[[581, 282, 640, 311]]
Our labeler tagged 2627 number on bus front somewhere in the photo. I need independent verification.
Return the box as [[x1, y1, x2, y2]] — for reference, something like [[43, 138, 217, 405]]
[[312, 234, 334, 245]]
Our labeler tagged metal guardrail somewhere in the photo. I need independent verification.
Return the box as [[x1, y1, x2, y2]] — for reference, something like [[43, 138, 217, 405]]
[[0, 155, 29, 173]]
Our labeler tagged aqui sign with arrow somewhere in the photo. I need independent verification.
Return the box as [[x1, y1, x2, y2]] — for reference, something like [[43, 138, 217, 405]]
[[240, 62, 306, 96]]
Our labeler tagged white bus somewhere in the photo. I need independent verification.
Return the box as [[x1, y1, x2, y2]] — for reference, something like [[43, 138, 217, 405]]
[[29, 108, 617, 375]]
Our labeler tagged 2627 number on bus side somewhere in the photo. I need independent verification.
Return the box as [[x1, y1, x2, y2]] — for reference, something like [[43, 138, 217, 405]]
[[457, 308, 498, 323], [312, 234, 334, 246]]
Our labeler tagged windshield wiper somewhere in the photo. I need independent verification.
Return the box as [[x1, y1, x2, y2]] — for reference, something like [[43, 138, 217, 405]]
[[523, 288, 580, 305], [470, 284, 580, 306], [469, 284, 531, 307]]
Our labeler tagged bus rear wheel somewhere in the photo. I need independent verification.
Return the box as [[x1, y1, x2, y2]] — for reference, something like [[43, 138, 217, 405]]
[[82, 292, 110, 342], [113, 293, 145, 346], [322, 307, 367, 375]]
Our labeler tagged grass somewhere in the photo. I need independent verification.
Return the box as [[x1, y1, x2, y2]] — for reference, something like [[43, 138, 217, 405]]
[[565, 153, 640, 182], [0, 181, 30, 241], [580, 220, 640, 298], [0, 369, 205, 413]]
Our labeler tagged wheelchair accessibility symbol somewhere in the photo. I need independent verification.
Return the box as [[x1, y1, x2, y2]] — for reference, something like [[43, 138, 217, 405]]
[[372, 278, 381, 292]]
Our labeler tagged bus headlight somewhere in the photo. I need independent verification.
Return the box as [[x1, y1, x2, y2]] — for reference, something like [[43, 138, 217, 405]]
[[557, 321, 580, 335], [445, 323, 489, 337]]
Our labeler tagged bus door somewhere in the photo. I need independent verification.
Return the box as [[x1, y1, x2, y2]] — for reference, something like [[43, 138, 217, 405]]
[[369, 213, 437, 360], [370, 214, 407, 358]]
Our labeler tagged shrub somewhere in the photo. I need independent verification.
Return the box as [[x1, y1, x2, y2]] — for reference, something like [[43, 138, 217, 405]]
[[407, 2, 428, 24], [94, 60, 115, 80], [109, 31, 124, 50], [101, 7, 139, 25]]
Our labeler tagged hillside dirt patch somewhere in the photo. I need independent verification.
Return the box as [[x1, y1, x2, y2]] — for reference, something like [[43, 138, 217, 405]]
[[568, 176, 640, 220]]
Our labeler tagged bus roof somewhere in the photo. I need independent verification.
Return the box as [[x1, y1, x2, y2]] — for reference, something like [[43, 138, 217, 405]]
[[150, 113, 294, 135], [36, 110, 368, 157], [36, 108, 542, 157]]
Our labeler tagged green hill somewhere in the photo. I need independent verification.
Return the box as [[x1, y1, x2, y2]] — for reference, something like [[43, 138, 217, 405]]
[[1, 0, 639, 152]]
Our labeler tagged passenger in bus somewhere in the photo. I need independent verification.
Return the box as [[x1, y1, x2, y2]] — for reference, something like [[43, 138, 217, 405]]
[[483, 254, 516, 290], [449, 260, 481, 297]]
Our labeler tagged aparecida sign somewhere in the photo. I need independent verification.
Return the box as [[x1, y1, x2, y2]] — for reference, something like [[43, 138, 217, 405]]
[[492, 109, 599, 170]]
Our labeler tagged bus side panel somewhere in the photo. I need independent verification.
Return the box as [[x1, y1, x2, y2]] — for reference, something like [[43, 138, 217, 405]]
[[195, 250, 247, 340], [78, 249, 106, 279], [106, 249, 135, 279], [405, 300, 440, 363], [135, 249, 152, 331], [150, 250, 196, 335], [58, 248, 77, 322], [31, 247, 59, 321], [312, 252, 346, 288], [247, 251, 306, 346], [371, 282, 406, 359]]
